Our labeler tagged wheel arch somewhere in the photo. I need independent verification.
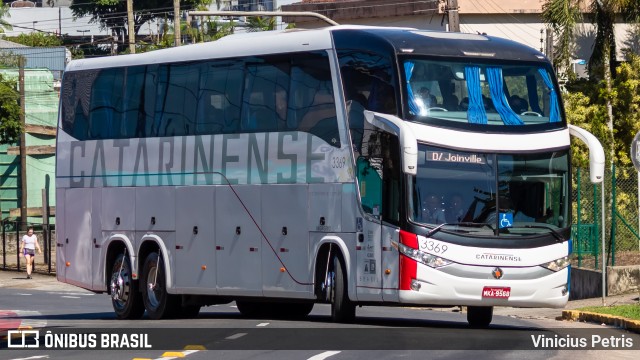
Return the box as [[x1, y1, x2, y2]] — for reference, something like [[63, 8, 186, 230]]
[[312, 235, 356, 302], [137, 234, 174, 291], [104, 235, 136, 294]]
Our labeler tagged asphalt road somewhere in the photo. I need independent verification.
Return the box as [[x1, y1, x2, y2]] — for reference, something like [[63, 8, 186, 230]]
[[0, 273, 638, 360]]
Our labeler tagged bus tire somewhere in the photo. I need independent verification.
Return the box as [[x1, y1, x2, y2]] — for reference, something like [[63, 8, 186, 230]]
[[141, 252, 179, 320], [110, 253, 145, 320], [467, 306, 493, 328], [331, 255, 355, 323]]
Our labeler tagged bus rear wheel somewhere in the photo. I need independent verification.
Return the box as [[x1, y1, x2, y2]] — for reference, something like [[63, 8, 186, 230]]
[[141, 252, 179, 319], [110, 253, 145, 319], [330, 255, 355, 323], [467, 306, 493, 328]]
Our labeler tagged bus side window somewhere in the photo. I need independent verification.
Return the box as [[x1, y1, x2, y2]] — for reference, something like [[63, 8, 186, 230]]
[[356, 130, 383, 216], [89, 67, 124, 139], [241, 61, 289, 133], [381, 133, 401, 225], [289, 53, 340, 147]]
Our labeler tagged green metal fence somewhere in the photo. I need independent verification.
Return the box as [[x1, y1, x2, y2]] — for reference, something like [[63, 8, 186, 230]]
[[572, 165, 640, 268]]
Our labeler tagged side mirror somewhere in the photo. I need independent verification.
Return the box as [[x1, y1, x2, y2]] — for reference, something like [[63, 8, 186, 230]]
[[363, 111, 418, 175], [568, 124, 605, 183]]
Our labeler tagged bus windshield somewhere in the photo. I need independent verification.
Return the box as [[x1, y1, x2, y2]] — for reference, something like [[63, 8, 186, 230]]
[[402, 58, 563, 129], [410, 144, 570, 236]]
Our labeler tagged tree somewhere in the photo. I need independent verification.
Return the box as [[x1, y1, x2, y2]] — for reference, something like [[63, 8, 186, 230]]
[[69, 0, 210, 51], [542, 0, 582, 74], [0, 4, 12, 34], [0, 74, 22, 145], [5, 32, 63, 47]]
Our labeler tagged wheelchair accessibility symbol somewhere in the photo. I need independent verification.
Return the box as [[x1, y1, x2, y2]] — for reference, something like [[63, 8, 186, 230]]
[[499, 213, 513, 228]]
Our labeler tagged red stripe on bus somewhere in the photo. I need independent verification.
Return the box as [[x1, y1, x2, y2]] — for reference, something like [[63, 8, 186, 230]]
[[399, 230, 418, 291]]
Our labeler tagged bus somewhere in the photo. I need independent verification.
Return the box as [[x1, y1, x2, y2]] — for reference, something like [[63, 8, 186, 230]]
[[56, 25, 604, 327]]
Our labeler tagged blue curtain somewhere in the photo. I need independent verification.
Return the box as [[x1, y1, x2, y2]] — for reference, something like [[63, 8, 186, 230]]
[[537, 68, 561, 123], [464, 66, 487, 124], [486, 67, 524, 125], [404, 62, 420, 115]]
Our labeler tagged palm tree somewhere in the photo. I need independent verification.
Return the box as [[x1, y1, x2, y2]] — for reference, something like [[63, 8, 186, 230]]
[[0, 5, 13, 34], [542, 0, 582, 76]]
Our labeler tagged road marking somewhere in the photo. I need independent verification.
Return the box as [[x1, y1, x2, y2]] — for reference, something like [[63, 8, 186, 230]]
[[7, 356, 50, 360], [16, 293, 32, 296], [160, 352, 185, 358], [307, 351, 341, 360], [60, 296, 81, 299], [256, 323, 269, 327], [225, 332, 247, 340], [46, 292, 94, 296], [229, 305, 238, 308], [148, 349, 201, 360]]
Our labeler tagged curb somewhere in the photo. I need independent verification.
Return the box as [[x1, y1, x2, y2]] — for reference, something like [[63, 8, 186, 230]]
[[562, 310, 640, 334]]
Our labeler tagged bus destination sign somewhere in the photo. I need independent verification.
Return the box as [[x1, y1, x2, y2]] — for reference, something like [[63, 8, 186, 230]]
[[426, 151, 486, 164]]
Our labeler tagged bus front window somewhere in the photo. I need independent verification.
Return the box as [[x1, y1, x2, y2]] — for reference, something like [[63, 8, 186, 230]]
[[410, 145, 570, 237], [402, 58, 563, 130]]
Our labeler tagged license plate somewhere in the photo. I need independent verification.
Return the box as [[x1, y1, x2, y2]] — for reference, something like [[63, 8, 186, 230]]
[[482, 286, 511, 299]]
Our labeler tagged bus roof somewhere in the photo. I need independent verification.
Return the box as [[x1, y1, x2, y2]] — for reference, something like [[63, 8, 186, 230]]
[[65, 26, 548, 72]]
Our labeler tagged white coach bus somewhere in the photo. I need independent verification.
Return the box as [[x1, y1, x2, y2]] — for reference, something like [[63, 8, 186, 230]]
[[56, 25, 604, 327]]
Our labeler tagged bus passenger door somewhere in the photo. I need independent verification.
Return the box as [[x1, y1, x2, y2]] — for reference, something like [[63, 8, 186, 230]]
[[215, 185, 262, 296], [381, 226, 399, 302], [355, 157, 383, 301], [175, 186, 216, 291], [62, 188, 93, 288]]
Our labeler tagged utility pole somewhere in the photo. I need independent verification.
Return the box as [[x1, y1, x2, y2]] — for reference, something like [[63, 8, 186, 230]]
[[174, 0, 181, 47], [127, 0, 135, 53], [58, 7, 62, 37], [446, 0, 460, 32], [18, 57, 27, 229], [545, 29, 554, 64]]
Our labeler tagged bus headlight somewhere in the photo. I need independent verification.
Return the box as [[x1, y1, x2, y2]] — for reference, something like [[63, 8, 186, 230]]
[[396, 242, 452, 268], [540, 256, 570, 271]]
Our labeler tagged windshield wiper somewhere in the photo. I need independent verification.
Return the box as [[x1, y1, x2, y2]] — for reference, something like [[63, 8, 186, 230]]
[[513, 224, 565, 242], [426, 222, 494, 238]]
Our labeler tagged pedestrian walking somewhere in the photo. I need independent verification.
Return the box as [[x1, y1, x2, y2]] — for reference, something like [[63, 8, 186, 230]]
[[19, 227, 41, 279]]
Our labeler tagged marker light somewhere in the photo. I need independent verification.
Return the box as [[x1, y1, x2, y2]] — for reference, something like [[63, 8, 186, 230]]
[[540, 256, 570, 272], [396, 242, 452, 268]]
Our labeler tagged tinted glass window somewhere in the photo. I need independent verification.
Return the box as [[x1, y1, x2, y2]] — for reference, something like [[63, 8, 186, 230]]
[[153, 62, 200, 137], [198, 60, 244, 134], [89, 67, 124, 139], [61, 51, 339, 147]]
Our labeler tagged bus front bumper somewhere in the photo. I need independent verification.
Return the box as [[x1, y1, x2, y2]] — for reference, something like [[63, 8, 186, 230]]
[[399, 264, 569, 308]]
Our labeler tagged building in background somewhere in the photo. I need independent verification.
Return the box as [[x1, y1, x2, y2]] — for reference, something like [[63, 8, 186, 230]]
[[283, 0, 634, 65], [0, 41, 60, 223]]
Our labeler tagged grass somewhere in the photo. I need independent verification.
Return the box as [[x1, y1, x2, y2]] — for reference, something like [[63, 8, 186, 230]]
[[578, 303, 640, 320]]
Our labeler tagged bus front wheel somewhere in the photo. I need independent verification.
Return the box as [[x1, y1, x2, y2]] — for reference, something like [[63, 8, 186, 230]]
[[467, 306, 493, 328], [141, 252, 179, 319], [330, 255, 355, 323], [110, 253, 145, 319]]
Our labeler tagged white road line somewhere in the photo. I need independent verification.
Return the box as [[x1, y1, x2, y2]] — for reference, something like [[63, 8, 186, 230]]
[[16, 293, 32, 296], [307, 351, 341, 360], [60, 296, 81, 299], [225, 333, 247, 340], [229, 305, 238, 308], [46, 292, 94, 296], [256, 323, 269, 327], [8, 356, 49, 360]]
